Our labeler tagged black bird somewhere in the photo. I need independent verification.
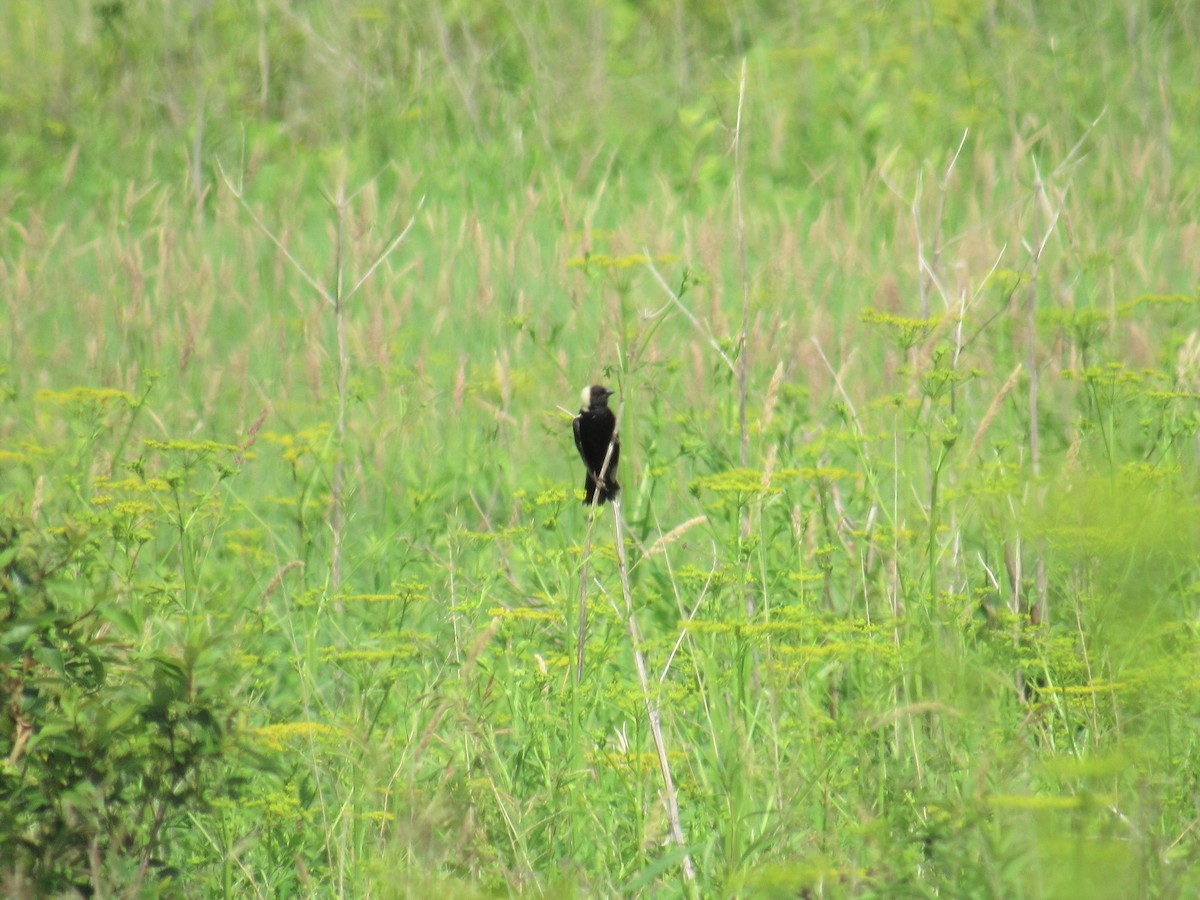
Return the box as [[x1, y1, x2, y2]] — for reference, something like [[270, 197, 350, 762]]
[[573, 385, 620, 505]]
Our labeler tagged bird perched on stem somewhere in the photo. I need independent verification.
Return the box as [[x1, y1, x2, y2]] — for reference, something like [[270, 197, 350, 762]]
[[573, 385, 620, 505]]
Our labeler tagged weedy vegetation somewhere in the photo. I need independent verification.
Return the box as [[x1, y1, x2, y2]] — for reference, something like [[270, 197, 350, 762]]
[[3, 1, 1200, 896]]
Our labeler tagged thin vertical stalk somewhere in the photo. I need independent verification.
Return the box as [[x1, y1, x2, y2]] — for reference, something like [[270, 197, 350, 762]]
[[331, 182, 348, 597], [1025, 157, 1065, 625], [216, 162, 422, 596], [1027, 173, 1043, 479], [732, 58, 754, 622], [733, 58, 750, 471], [612, 500, 697, 891]]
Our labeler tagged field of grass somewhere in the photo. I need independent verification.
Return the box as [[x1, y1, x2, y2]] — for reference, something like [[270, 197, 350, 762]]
[[3, 1, 1200, 896]]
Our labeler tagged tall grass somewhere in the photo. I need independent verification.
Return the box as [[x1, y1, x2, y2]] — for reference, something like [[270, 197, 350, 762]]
[[3, 0, 1200, 896]]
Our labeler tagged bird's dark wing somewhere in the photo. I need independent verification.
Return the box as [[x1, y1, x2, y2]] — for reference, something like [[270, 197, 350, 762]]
[[572, 414, 585, 462]]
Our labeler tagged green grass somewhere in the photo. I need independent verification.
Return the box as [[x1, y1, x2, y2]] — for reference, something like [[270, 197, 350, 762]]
[[3, 0, 1200, 896]]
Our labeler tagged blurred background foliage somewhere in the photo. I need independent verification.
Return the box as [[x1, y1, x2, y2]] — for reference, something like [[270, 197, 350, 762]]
[[3, 0, 1200, 895]]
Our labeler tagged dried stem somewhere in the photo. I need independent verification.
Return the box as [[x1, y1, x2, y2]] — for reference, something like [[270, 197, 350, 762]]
[[731, 58, 755, 620], [216, 161, 422, 595], [644, 256, 736, 375], [611, 502, 696, 888], [733, 57, 750, 470], [331, 181, 348, 594]]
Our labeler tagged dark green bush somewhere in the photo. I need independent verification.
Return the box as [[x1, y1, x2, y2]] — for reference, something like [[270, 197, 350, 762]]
[[0, 508, 244, 896]]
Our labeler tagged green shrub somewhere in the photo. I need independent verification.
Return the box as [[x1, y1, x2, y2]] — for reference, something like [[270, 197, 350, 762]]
[[0, 509, 246, 896]]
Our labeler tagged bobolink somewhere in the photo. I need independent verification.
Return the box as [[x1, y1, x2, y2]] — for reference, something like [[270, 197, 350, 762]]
[[573, 385, 620, 505]]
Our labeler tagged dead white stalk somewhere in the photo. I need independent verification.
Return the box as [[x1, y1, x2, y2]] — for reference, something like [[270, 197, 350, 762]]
[[610, 505, 696, 886], [729, 58, 756, 620], [1023, 155, 1063, 480], [733, 57, 750, 469], [217, 161, 422, 593], [643, 256, 736, 375], [917, 130, 969, 318]]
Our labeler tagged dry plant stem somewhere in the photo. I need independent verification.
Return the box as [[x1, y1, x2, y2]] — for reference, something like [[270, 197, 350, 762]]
[[575, 529, 592, 684], [189, 14, 206, 217], [610, 499, 697, 887], [969, 363, 1024, 456], [654, 533, 715, 677], [731, 58, 754, 620], [216, 161, 422, 595], [191, 93, 206, 217], [907, 138, 968, 607], [331, 181, 348, 594], [1072, 590, 1102, 749], [1027, 168, 1045, 479], [812, 337, 889, 509], [950, 244, 1007, 414], [643, 255, 736, 375], [733, 57, 750, 470], [1024, 157, 1063, 624], [918, 130, 969, 318]]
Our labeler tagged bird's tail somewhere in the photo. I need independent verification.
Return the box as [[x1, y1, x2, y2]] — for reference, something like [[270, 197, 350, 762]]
[[583, 472, 620, 505]]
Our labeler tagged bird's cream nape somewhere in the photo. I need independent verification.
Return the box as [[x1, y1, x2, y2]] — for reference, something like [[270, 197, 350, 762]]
[[580, 386, 593, 410]]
